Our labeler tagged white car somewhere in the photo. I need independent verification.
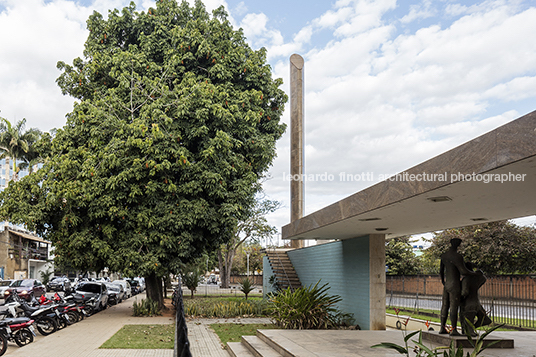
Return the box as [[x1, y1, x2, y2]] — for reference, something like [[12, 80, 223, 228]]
[[134, 277, 145, 292], [0, 280, 14, 299], [113, 280, 132, 299]]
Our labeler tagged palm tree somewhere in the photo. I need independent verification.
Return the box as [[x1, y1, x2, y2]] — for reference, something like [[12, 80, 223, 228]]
[[0, 117, 42, 181]]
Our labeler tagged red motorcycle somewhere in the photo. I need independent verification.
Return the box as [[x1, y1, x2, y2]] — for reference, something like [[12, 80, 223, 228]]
[[0, 317, 35, 348], [39, 293, 84, 323]]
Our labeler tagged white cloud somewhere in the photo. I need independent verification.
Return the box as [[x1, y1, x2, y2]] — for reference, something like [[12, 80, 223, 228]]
[[1, 0, 536, 235], [400, 0, 436, 24], [333, 0, 397, 37], [261, 1, 536, 232], [0, 0, 90, 131]]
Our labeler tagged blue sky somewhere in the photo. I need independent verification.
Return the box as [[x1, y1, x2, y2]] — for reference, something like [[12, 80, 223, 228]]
[[1, 0, 536, 245]]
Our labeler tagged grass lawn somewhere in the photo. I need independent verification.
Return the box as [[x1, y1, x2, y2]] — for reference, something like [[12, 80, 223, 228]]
[[210, 323, 278, 347], [386, 307, 526, 331], [100, 324, 174, 349]]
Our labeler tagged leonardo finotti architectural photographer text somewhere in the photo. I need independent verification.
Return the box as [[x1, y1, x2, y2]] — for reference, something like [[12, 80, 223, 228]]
[[282, 172, 527, 184]]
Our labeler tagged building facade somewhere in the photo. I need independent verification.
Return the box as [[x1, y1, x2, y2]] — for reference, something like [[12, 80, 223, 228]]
[[0, 226, 52, 280], [0, 157, 51, 280]]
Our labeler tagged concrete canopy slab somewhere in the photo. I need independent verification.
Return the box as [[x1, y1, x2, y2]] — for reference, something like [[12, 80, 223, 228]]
[[282, 110, 536, 240]]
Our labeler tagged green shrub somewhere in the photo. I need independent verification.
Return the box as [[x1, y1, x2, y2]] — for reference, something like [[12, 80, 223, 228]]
[[133, 298, 161, 316], [184, 298, 269, 318], [239, 277, 255, 300], [269, 281, 352, 329]]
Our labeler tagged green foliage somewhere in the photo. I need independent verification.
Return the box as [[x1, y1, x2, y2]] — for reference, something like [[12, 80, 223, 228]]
[[219, 198, 280, 288], [184, 298, 269, 317], [239, 277, 254, 299], [0, 117, 42, 179], [269, 281, 352, 329], [386, 236, 422, 275], [133, 297, 161, 316], [371, 323, 504, 356], [39, 268, 53, 286], [0, 0, 286, 283], [231, 242, 264, 275], [425, 221, 536, 274], [181, 263, 204, 298]]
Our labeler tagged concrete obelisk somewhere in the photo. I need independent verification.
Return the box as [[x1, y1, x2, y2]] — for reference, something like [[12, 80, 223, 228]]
[[290, 54, 304, 249]]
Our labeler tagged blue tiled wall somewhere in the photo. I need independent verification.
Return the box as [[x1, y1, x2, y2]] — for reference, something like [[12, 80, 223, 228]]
[[287, 236, 371, 329], [262, 255, 277, 298]]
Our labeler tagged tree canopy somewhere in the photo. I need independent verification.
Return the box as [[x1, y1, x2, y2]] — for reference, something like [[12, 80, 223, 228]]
[[0, 117, 42, 180], [385, 236, 422, 275], [0, 0, 287, 301], [424, 221, 536, 274]]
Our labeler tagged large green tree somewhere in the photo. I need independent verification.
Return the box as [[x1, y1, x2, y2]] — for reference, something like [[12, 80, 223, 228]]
[[0, 117, 42, 180], [385, 236, 422, 275], [424, 221, 536, 274], [0, 0, 286, 307]]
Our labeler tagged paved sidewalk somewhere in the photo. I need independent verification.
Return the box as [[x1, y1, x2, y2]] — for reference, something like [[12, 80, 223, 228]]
[[4, 293, 174, 357], [3, 293, 270, 357], [187, 317, 272, 357]]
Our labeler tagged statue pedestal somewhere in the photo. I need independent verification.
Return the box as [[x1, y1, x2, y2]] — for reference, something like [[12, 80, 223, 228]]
[[421, 331, 514, 349]]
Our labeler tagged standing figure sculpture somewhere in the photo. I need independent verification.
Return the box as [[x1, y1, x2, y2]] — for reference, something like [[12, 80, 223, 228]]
[[439, 238, 475, 336], [460, 262, 492, 336]]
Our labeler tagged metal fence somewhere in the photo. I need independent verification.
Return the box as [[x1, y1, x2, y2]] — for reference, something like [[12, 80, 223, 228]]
[[386, 275, 536, 329], [173, 276, 192, 357]]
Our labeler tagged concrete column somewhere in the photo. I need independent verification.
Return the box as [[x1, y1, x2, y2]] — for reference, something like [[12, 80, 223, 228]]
[[290, 54, 304, 249], [369, 234, 386, 330]]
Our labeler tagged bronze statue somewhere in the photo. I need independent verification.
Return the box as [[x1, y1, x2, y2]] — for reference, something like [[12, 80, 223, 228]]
[[439, 238, 475, 336], [460, 262, 492, 336]]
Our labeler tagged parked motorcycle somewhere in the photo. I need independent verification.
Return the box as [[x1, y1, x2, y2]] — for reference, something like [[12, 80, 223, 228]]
[[0, 317, 35, 347], [64, 292, 98, 317], [39, 293, 84, 323], [0, 331, 7, 356], [3, 291, 58, 336]]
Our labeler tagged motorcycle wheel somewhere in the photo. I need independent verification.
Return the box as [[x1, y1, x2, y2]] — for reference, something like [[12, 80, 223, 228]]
[[67, 310, 80, 323], [36, 317, 57, 336], [57, 317, 67, 329], [82, 306, 94, 316], [14, 328, 33, 347], [0, 332, 7, 356]]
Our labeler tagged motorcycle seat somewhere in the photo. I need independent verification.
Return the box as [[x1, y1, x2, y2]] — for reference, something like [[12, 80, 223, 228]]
[[0, 317, 30, 325]]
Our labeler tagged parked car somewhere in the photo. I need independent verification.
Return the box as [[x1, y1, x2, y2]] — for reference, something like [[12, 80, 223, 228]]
[[74, 282, 109, 311], [127, 279, 142, 295], [134, 277, 145, 292], [69, 277, 79, 290], [4, 279, 46, 301], [0, 280, 14, 299], [47, 277, 71, 292], [113, 280, 132, 299], [207, 274, 218, 284], [105, 282, 125, 305]]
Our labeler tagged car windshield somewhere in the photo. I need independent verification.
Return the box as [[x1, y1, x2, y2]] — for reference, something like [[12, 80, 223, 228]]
[[77, 283, 101, 294], [130, 281, 138, 286], [0, 281, 11, 287], [107, 284, 120, 292], [11, 280, 33, 287]]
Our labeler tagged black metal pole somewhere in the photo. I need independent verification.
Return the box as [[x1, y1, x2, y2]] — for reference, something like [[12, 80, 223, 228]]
[[174, 276, 192, 357]]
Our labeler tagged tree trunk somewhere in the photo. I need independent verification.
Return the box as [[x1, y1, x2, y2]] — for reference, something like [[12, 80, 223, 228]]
[[163, 275, 171, 300], [145, 272, 164, 309], [218, 249, 227, 288], [218, 245, 236, 288]]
